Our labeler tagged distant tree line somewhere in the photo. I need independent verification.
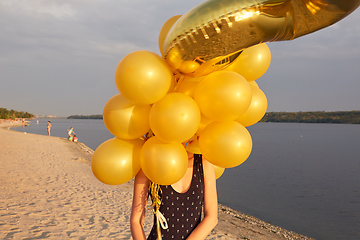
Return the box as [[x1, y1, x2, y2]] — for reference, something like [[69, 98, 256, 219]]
[[0, 107, 34, 119], [260, 111, 360, 124], [67, 111, 360, 124], [67, 114, 103, 119]]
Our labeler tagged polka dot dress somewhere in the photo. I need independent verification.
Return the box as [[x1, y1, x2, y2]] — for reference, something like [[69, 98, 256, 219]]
[[147, 154, 204, 240]]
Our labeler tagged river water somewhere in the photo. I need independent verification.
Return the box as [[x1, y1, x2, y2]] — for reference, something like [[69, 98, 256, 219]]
[[14, 119, 360, 240]]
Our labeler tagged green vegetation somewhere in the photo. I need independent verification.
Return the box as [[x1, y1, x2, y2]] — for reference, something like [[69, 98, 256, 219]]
[[67, 114, 103, 119], [0, 107, 34, 119], [260, 111, 360, 124]]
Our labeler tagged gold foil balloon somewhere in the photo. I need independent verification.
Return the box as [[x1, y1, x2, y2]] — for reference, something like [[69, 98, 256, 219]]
[[140, 136, 188, 185], [199, 121, 252, 168], [214, 165, 225, 179], [103, 94, 151, 139], [149, 92, 201, 143], [163, 0, 360, 76], [159, 15, 182, 56], [91, 137, 143, 185], [194, 71, 252, 121], [225, 43, 271, 81], [115, 51, 173, 104], [236, 86, 268, 127]]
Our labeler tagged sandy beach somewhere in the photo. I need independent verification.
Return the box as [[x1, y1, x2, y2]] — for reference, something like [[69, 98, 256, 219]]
[[0, 121, 315, 240]]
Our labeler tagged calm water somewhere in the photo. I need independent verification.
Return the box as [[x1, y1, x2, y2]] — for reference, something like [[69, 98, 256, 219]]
[[14, 120, 360, 240], [15, 118, 113, 150]]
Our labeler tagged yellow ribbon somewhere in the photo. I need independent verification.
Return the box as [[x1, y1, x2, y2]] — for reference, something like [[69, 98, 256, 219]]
[[155, 209, 169, 240], [149, 182, 168, 240], [156, 210, 168, 229]]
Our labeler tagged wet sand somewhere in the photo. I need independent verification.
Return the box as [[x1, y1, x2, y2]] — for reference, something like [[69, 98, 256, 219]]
[[0, 121, 314, 239]]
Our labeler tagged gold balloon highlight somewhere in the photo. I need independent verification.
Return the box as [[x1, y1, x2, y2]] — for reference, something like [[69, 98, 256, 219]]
[[115, 51, 173, 104], [103, 94, 151, 139], [91, 137, 143, 185], [163, 0, 360, 76], [236, 86, 268, 127], [140, 136, 188, 185], [199, 121, 252, 168], [149, 93, 201, 143], [158, 15, 182, 56], [225, 43, 271, 81], [194, 71, 252, 121]]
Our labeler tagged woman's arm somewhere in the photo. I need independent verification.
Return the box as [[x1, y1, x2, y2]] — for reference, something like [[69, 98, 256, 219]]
[[187, 157, 218, 240], [130, 169, 150, 240]]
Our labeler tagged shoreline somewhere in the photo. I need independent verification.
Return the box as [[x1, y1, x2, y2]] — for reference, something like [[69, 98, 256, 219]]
[[1, 122, 314, 239]]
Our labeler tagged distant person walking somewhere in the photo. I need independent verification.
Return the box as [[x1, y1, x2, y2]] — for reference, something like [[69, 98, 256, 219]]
[[47, 121, 52, 136]]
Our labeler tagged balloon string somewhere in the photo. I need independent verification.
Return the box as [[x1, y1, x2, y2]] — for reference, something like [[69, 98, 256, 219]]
[[149, 182, 168, 240], [156, 222, 162, 240], [156, 210, 168, 240], [156, 210, 168, 229]]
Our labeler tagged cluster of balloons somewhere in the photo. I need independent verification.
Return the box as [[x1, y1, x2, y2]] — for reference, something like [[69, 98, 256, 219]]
[[91, 17, 271, 186], [90, 0, 360, 186]]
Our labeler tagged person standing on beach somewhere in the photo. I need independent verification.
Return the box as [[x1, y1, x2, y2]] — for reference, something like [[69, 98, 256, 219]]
[[130, 141, 218, 240], [47, 121, 52, 136]]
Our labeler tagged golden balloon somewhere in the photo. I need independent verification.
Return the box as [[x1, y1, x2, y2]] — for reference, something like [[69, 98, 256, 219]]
[[163, 0, 360, 76], [225, 43, 271, 81], [196, 114, 214, 136], [214, 165, 225, 180], [185, 137, 201, 154], [158, 15, 182, 56], [91, 137, 144, 185], [149, 92, 201, 143], [194, 71, 252, 121], [249, 81, 259, 88], [236, 86, 268, 127], [115, 50, 173, 104], [199, 121, 252, 168], [176, 76, 203, 98], [140, 136, 188, 185], [103, 94, 151, 139]]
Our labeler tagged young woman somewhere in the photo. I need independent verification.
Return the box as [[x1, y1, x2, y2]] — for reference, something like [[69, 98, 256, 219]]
[[47, 121, 52, 136], [130, 146, 218, 240]]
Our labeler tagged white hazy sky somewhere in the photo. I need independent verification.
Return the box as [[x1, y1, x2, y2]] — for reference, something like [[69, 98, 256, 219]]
[[1, 0, 359, 117]]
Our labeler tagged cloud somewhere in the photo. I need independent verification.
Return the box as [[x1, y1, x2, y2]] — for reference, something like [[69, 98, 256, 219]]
[[0, 0, 359, 116], [1, 0, 76, 19]]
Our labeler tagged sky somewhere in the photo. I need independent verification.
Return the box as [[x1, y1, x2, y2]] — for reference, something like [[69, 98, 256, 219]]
[[1, 0, 359, 117]]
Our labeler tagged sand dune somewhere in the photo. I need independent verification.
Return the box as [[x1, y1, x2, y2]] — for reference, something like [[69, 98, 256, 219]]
[[0, 121, 314, 239]]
